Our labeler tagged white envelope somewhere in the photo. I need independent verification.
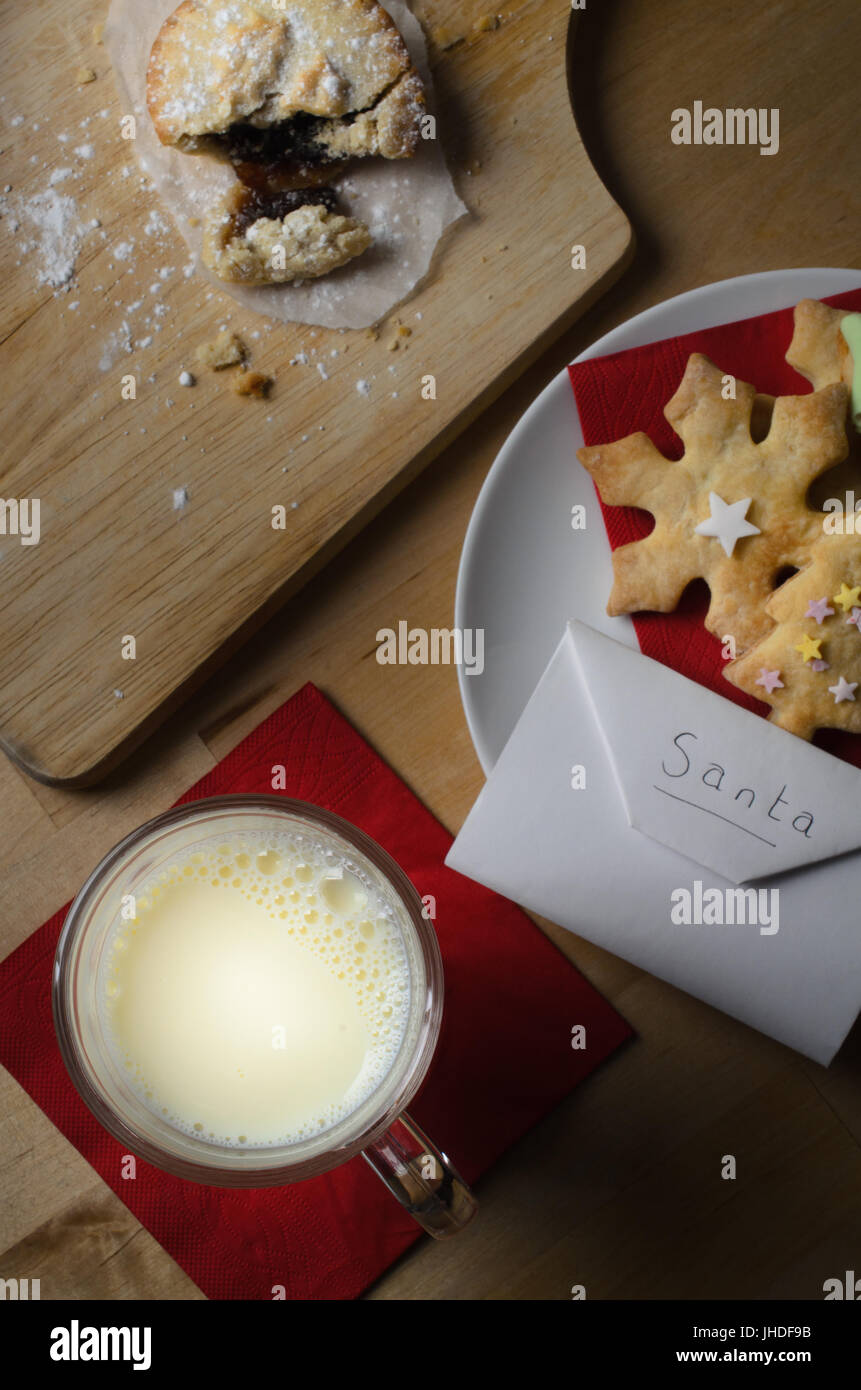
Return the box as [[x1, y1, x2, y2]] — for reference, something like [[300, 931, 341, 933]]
[[446, 622, 861, 1065], [572, 621, 861, 884]]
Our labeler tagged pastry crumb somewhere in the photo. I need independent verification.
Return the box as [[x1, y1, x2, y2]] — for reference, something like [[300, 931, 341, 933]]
[[196, 329, 246, 370], [76, 67, 97, 84], [233, 370, 272, 398], [92, 22, 105, 43], [431, 26, 461, 50], [397, 324, 412, 338], [474, 14, 500, 33]]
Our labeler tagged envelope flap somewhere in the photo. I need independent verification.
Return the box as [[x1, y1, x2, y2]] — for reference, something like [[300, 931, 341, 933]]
[[568, 621, 861, 884]]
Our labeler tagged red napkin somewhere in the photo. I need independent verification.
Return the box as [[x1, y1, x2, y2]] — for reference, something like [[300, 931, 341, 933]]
[[568, 287, 861, 766], [0, 684, 631, 1300]]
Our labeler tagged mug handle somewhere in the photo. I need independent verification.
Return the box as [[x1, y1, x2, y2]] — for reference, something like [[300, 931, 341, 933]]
[[362, 1113, 478, 1238]]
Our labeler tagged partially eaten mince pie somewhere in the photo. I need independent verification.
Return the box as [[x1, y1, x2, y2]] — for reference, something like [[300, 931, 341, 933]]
[[146, 0, 426, 284]]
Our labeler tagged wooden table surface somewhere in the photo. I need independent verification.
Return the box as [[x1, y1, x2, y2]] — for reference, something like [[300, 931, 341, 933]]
[[0, 0, 630, 788], [2, 0, 861, 1301]]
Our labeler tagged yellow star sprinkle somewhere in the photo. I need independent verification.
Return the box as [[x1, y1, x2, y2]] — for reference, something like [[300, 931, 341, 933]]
[[794, 635, 823, 663], [832, 582, 861, 612]]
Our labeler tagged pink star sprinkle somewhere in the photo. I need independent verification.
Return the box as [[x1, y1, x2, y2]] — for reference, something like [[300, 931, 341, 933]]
[[846, 606, 861, 629], [806, 597, 835, 624], [755, 668, 784, 694], [810, 659, 830, 672]]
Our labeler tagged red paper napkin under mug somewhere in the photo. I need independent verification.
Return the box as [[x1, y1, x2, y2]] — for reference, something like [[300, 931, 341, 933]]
[[0, 683, 631, 1299]]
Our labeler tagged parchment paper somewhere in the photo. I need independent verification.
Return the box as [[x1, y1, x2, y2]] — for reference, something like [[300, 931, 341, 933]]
[[104, 0, 466, 328]]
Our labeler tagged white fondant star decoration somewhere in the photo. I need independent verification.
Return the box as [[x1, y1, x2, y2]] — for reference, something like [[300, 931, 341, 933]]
[[755, 668, 784, 694], [828, 676, 858, 704], [846, 606, 861, 629], [694, 492, 761, 557], [806, 596, 835, 624]]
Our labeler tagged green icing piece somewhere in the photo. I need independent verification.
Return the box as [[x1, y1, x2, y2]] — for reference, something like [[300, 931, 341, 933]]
[[839, 312, 861, 433]]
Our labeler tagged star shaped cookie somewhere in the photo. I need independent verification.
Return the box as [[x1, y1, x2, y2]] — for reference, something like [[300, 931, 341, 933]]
[[786, 298, 861, 436], [577, 353, 849, 651], [786, 298, 856, 392], [724, 531, 861, 738]]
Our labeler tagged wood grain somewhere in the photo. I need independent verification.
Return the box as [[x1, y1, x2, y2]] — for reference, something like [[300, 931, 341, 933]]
[[0, 0, 630, 786], [1, 0, 861, 1303]]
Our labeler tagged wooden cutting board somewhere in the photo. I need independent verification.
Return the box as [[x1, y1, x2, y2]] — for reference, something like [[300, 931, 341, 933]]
[[0, 0, 630, 785]]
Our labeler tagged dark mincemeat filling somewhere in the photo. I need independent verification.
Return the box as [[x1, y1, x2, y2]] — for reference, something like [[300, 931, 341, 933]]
[[214, 113, 348, 197], [221, 113, 332, 166], [232, 186, 339, 235]]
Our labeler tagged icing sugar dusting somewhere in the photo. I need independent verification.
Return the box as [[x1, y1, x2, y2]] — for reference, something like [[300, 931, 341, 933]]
[[14, 188, 87, 288]]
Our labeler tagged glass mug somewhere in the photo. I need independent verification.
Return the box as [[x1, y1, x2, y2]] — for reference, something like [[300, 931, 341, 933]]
[[53, 795, 477, 1238]]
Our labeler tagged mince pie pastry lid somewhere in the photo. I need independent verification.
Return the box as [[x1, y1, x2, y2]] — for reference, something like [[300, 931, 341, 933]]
[[147, 0, 425, 158]]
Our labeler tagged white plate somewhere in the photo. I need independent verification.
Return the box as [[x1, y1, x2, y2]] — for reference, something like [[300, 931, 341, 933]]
[[455, 269, 861, 776]]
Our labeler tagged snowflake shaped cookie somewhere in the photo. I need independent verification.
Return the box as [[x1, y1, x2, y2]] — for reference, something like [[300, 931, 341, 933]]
[[578, 353, 849, 650], [725, 531, 861, 738]]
